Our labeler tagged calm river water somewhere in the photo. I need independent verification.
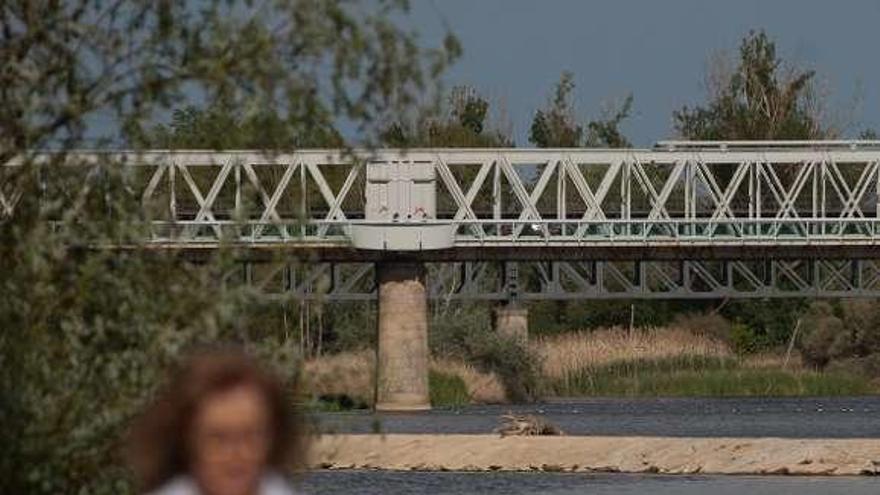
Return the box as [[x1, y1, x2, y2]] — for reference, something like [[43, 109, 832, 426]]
[[316, 396, 880, 437], [300, 471, 879, 495]]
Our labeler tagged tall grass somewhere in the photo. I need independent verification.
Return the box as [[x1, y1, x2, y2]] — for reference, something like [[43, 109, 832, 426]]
[[428, 370, 470, 407], [536, 327, 877, 397], [302, 350, 507, 408], [535, 327, 731, 381], [304, 327, 877, 405], [544, 355, 872, 397]]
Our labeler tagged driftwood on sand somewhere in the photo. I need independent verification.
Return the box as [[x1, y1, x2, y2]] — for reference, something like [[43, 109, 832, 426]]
[[495, 413, 564, 436]]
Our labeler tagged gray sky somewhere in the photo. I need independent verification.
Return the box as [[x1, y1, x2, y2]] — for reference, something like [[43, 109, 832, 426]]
[[409, 0, 880, 146]]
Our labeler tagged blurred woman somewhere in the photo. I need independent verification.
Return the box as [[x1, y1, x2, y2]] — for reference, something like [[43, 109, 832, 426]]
[[128, 349, 306, 495]]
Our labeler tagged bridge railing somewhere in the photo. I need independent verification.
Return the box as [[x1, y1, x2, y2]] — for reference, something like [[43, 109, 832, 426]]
[[43, 217, 880, 246]]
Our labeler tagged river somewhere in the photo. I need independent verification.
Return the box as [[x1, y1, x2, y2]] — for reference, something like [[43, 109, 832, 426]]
[[300, 471, 879, 494], [316, 396, 880, 437]]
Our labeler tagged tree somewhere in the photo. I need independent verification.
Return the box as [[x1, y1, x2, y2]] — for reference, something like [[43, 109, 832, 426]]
[[674, 30, 827, 140], [585, 95, 633, 148], [529, 71, 633, 149], [139, 103, 343, 150], [382, 85, 512, 148], [672, 30, 834, 351], [529, 72, 583, 148], [1, 2, 458, 493]]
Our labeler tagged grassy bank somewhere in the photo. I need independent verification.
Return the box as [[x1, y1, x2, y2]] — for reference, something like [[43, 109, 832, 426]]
[[536, 328, 878, 397], [542, 355, 873, 397], [303, 327, 878, 407]]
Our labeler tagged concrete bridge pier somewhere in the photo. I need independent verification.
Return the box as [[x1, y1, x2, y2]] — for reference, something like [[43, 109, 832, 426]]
[[494, 305, 529, 343], [375, 261, 431, 411]]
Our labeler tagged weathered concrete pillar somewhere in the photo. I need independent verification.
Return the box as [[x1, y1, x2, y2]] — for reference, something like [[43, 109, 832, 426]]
[[494, 305, 529, 343], [375, 262, 430, 411]]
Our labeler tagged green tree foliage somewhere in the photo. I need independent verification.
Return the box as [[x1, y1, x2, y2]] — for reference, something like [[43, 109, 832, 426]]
[[529, 71, 633, 148], [529, 72, 584, 148], [585, 95, 633, 148], [139, 104, 343, 150], [1, 1, 458, 493], [382, 85, 512, 148], [674, 30, 825, 140]]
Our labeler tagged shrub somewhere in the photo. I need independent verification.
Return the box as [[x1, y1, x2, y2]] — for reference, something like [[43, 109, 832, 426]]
[[722, 299, 806, 352], [430, 303, 541, 402], [798, 300, 880, 370], [429, 370, 470, 407], [730, 323, 761, 355], [672, 312, 734, 343], [470, 334, 542, 403], [529, 299, 686, 336]]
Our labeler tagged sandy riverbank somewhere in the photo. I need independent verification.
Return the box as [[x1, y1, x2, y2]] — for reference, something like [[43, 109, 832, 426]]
[[312, 434, 880, 476]]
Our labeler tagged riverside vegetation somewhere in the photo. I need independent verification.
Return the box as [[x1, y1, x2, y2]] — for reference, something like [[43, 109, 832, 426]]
[[304, 309, 880, 408]]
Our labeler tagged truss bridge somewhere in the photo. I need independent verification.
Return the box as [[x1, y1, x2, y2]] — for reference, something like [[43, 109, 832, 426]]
[[7, 142, 880, 410]]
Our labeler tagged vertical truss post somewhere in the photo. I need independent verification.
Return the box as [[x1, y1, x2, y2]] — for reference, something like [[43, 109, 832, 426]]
[[557, 159, 567, 234], [169, 161, 177, 222], [284, 264, 293, 292], [492, 160, 502, 222], [725, 262, 734, 293], [235, 162, 242, 219], [684, 159, 694, 236], [852, 259, 862, 289], [820, 159, 827, 236], [748, 160, 755, 236], [808, 259, 817, 289], [811, 159, 818, 236], [502, 261, 520, 304], [634, 260, 646, 294], [243, 262, 254, 286], [621, 156, 631, 237], [680, 260, 690, 292]]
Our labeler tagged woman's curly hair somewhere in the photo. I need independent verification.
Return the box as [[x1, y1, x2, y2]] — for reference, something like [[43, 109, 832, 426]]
[[126, 348, 306, 492]]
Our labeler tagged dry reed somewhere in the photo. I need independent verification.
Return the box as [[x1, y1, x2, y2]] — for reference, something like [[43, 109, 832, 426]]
[[302, 350, 507, 405], [535, 327, 733, 380], [303, 350, 375, 403], [430, 357, 507, 404]]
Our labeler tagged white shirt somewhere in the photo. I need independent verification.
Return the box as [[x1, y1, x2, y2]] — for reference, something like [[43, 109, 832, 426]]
[[148, 472, 297, 495]]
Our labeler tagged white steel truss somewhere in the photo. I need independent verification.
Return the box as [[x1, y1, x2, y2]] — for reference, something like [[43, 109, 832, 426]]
[[5, 147, 880, 247]]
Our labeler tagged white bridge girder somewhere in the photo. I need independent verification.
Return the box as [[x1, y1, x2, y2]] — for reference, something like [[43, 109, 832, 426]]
[[5, 145, 880, 247], [6, 144, 880, 299]]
